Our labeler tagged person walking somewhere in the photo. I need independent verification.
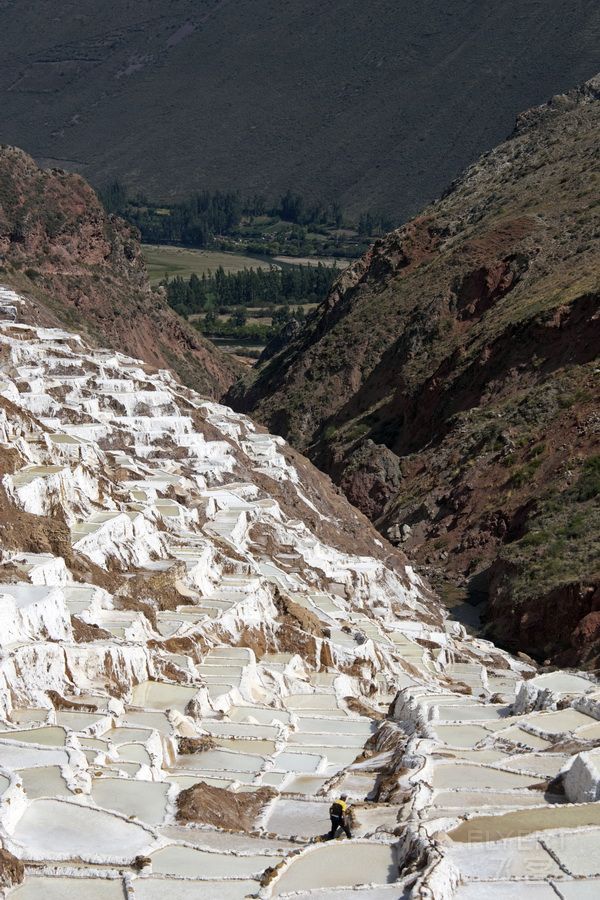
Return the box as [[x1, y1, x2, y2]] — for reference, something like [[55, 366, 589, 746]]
[[328, 793, 352, 839]]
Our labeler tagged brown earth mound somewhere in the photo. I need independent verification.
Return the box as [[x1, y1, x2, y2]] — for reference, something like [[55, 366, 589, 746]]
[[0, 848, 24, 889], [176, 781, 276, 831]]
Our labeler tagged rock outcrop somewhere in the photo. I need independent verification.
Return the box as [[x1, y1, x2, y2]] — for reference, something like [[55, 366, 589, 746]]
[[0, 146, 240, 398], [228, 75, 600, 666]]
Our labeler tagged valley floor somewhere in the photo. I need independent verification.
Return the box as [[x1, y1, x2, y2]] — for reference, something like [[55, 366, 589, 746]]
[[0, 287, 598, 898]]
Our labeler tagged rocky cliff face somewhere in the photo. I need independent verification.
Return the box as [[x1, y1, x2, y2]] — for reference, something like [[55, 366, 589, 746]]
[[228, 75, 600, 667], [0, 146, 240, 398]]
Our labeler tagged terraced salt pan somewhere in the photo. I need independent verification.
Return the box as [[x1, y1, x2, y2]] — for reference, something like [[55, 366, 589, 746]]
[[168, 774, 233, 790], [103, 726, 153, 744], [523, 708, 595, 733], [444, 837, 562, 879], [432, 790, 556, 810], [122, 709, 171, 734], [10, 798, 155, 861], [91, 778, 170, 824], [0, 745, 68, 769], [18, 766, 70, 799], [282, 775, 329, 795], [202, 721, 280, 740], [132, 879, 260, 900], [430, 763, 540, 790], [0, 726, 66, 746], [500, 753, 569, 777], [5, 316, 600, 899], [117, 743, 152, 765], [263, 798, 332, 839], [8, 710, 48, 725], [151, 844, 277, 878], [215, 737, 277, 755], [449, 803, 600, 841], [285, 695, 343, 711], [526, 672, 596, 694], [296, 717, 375, 736], [130, 681, 198, 712], [8, 877, 127, 899], [55, 711, 105, 730], [493, 726, 553, 749], [173, 749, 266, 773], [273, 751, 324, 774], [270, 840, 398, 894], [229, 706, 292, 726]]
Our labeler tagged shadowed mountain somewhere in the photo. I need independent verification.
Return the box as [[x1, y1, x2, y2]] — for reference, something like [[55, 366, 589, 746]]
[[0, 1, 598, 217]]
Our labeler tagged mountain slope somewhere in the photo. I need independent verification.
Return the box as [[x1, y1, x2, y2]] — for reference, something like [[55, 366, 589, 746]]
[[0, 146, 240, 397], [228, 76, 600, 667], [0, 1, 599, 218]]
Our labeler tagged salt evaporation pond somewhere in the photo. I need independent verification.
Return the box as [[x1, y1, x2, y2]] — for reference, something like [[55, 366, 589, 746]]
[[133, 879, 260, 899], [0, 726, 66, 746], [91, 778, 170, 824], [151, 844, 276, 878], [271, 840, 398, 894], [18, 766, 70, 799], [9, 877, 126, 899], [449, 803, 600, 841], [11, 798, 154, 861]]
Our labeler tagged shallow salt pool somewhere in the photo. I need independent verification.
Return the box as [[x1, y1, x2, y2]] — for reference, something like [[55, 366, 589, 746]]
[[431, 724, 492, 749], [117, 743, 152, 765], [92, 778, 170, 824], [151, 844, 274, 878], [11, 798, 153, 861], [7, 710, 48, 726], [523, 708, 595, 733], [103, 726, 152, 745], [8, 877, 126, 899], [132, 878, 259, 900], [18, 766, 70, 799], [271, 840, 397, 894], [285, 694, 343, 711], [0, 726, 66, 746], [54, 711, 104, 731], [130, 681, 198, 712], [0, 745, 68, 769], [229, 706, 291, 726], [283, 774, 329, 795], [173, 748, 265, 773], [296, 717, 374, 736], [431, 764, 540, 790], [449, 802, 600, 842], [272, 751, 323, 774], [263, 798, 330, 839], [214, 737, 277, 755], [122, 711, 172, 733]]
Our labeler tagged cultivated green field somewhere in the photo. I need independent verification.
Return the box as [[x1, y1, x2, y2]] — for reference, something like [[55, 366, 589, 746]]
[[143, 244, 276, 285]]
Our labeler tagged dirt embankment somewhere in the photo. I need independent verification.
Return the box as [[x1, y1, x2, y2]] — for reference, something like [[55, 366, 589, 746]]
[[176, 781, 276, 831]]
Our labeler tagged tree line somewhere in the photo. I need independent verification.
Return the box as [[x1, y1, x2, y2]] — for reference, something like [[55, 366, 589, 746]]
[[165, 262, 338, 318], [98, 181, 392, 245]]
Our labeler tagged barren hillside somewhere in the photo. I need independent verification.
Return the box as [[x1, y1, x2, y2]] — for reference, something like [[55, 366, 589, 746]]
[[228, 76, 600, 666], [0, 146, 240, 397]]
